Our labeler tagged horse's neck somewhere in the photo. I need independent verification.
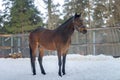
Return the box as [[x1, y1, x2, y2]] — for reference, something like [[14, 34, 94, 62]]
[[56, 20, 74, 34], [54, 20, 75, 44], [64, 22, 75, 35]]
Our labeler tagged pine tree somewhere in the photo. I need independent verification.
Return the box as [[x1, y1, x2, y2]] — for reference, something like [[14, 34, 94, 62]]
[[2, 0, 43, 34]]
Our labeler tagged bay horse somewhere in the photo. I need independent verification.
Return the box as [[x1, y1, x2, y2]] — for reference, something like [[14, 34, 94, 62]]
[[29, 13, 87, 76]]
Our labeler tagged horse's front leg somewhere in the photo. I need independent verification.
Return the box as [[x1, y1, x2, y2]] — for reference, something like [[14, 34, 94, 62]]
[[38, 48, 46, 75], [62, 54, 67, 75]]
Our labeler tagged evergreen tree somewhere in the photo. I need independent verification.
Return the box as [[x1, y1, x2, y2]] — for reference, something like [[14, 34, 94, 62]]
[[2, 0, 43, 34]]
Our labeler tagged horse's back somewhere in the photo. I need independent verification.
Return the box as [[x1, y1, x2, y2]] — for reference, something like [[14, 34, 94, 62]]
[[29, 27, 45, 42], [29, 27, 54, 44]]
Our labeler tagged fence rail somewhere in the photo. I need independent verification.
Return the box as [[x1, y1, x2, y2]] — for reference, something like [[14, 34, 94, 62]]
[[72, 42, 120, 46], [87, 26, 120, 30], [0, 46, 11, 49]]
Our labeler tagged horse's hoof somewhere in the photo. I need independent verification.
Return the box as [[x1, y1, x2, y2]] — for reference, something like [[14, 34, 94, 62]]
[[33, 73, 36, 75], [58, 73, 62, 77], [63, 73, 66, 75], [59, 75, 62, 77], [42, 72, 46, 75]]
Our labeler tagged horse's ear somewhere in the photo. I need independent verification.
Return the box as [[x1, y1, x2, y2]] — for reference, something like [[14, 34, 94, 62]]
[[75, 13, 77, 16], [75, 13, 78, 17], [74, 13, 81, 18], [77, 13, 81, 17]]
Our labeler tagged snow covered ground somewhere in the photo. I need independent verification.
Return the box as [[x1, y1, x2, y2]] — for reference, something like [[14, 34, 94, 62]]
[[0, 54, 120, 80]]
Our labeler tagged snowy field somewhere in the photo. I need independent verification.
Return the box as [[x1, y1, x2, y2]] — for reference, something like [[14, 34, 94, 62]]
[[0, 54, 120, 80]]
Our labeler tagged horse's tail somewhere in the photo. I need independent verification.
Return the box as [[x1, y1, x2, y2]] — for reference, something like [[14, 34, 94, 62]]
[[29, 44, 32, 60], [29, 44, 33, 69]]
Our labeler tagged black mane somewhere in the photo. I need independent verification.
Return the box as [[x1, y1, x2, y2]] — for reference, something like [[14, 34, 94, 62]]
[[55, 16, 74, 32]]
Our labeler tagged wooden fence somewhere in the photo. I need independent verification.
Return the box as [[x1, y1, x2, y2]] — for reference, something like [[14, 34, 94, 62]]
[[0, 26, 120, 57]]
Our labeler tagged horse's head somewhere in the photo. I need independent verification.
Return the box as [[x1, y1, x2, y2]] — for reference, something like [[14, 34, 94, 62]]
[[73, 13, 87, 34]]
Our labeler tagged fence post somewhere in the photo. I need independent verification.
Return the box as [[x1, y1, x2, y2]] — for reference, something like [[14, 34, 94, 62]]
[[11, 36, 13, 54], [18, 37, 21, 52], [85, 34, 88, 55], [2, 37, 4, 56], [93, 31, 96, 55]]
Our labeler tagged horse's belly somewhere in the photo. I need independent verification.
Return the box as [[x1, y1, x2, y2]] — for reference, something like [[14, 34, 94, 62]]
[[40, 42, 56, 50]]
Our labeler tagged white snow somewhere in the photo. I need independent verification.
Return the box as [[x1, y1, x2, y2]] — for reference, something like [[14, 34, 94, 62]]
[[0, 54, 120, 80]]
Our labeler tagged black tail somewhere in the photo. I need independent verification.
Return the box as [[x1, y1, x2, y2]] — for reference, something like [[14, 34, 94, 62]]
[[29, 44, 33, 71], [29, 44, 32, 62]]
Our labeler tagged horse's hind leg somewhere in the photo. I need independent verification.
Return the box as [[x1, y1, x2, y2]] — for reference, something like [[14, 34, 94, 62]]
[[57, 51, 62, 77], [38, 47, 46, 75], [29, 43, 37, 75]]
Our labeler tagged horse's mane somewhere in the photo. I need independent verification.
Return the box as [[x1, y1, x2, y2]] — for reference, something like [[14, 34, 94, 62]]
[[55, 16, 74, 31]]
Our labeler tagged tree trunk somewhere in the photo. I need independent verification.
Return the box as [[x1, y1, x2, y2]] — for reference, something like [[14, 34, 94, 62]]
[[48, 0, 52, 29]]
